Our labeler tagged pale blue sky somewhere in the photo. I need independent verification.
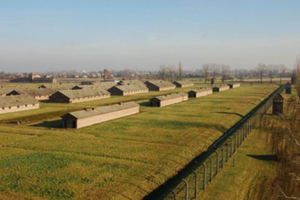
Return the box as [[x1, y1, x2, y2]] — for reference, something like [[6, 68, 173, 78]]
[[0, 0, 299, 72]]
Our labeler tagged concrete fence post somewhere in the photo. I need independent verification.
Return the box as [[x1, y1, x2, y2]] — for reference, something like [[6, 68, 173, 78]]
[[220, 146, 224, 168], [193, 171, 198, 199], [215, 151, 219, 174], [225, 143, 229, 162], [182, 179, 188, 200], [208, 156, 213, 182], [202, 163, 206, 190]]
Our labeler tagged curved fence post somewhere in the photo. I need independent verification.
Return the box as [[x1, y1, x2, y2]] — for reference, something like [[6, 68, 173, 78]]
[[171, 190, 177, 200]]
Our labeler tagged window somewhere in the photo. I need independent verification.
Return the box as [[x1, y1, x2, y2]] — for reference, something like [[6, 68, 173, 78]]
[[25, 104, 27, 107], [17, 105, 19, 108], [9, 106, 11, 109], [2, 107, 4, 110]]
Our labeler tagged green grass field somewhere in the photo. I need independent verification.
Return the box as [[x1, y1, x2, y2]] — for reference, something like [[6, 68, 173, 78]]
[[193, 88, 298, 200], [0, 82, 279, 200]]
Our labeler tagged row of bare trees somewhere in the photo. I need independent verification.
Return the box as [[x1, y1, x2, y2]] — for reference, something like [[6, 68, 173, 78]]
[[202, 64, 231, 83], [255, 64, 287, 84]]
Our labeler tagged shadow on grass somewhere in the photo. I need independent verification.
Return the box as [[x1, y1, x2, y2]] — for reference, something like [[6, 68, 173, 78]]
[[31, 119, 62, 128], [247, 154, 279, 162], [139, 101, 151, 107], [214, 111, 244, 118]]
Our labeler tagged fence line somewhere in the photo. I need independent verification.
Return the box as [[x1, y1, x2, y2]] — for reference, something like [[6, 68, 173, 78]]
[[159, 85, 285, 200]]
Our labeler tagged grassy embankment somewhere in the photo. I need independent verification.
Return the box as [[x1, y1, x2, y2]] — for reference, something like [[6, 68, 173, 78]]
[[0, 83, 278, 200], [195, 86, 298, 200]]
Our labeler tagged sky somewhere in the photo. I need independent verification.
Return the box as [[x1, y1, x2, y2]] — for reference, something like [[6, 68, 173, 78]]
[[0, 0, 300, 72]]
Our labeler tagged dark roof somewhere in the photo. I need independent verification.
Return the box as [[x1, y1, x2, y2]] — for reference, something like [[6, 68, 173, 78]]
[[62, 101, 139, 119], [273, 93, 284, 100], [53, 88, 110, 99], [0, 95, 39, 107]]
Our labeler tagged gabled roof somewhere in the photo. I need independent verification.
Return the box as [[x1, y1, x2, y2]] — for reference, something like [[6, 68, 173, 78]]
[[38, 83, 76, 90], [53, 88, 110, 99], [273, 93, 284, 100], [173, 80, 193, 85], [0, 95, 39, 107], [145, 80, 176, 88], [214, 85, 228, 88], [189, 87, 212, 93], [8, 88, 55, 97], [110, 84, 148, 92], [0, 87, 15, 95], [62, 101, 139, 119], [151, 92, 188, 101]]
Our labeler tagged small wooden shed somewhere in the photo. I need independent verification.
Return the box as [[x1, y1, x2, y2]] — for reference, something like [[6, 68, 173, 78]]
[[61, 101, 140, 129], [188, 88, 213, 98], [273, 93, 284, 115], [150, 93, 188, 107], [285, 82, 291, 94]]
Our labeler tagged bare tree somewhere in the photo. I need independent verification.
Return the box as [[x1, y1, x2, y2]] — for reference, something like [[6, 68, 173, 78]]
[[158, 65, 167, 81], [256, 63, 267, 84], [178, 61, 182, 80], [221, 65, 230, 83], [202, 64, 210, 84], [268, 64, 275, 83], [211, 64, 220, 79], [279, 64, 287, 84]]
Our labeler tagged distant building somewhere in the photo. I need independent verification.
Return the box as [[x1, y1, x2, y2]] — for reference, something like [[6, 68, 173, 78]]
[[61, 101, 139, 129], [38, 83, 76, 90], [0, 95, 39, 114], [144, 80, 176, 91], [150, 92, 188, 107], [10, 72, 56, 83], [49, 89, 110, 103], [173, 80, 194, 88], [188, 88, 213, 98]]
